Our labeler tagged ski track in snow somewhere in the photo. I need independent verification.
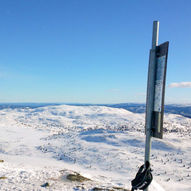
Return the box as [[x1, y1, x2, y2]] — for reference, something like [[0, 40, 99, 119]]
[[0, 105, 191, 191]]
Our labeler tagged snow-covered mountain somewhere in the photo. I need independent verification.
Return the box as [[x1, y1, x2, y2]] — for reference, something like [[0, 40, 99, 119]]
[[0, 105, 191, 190]]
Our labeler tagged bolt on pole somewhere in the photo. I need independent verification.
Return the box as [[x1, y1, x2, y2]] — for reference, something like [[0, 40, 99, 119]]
[[144, 21, 159, 191]]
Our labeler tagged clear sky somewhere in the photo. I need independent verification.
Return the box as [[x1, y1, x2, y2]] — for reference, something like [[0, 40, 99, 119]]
[[0, 0, 191, 104]]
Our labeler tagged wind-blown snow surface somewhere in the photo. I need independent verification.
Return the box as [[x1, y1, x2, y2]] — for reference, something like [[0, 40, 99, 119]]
[[0, 105, 191, 191]]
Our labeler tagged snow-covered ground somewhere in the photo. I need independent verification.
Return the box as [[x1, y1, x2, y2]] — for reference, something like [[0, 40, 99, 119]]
[[0, 105, 191, 191]]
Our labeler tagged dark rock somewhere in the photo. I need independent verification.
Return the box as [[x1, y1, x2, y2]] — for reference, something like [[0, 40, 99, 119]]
[[41, 182, 50, 187]]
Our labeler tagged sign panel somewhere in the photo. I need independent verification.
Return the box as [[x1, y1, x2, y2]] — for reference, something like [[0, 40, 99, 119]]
[[154, 55, 166, 112], [152, 41, 169, 139]]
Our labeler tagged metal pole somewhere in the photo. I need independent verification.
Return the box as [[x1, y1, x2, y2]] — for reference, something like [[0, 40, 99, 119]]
[[144, 21, 159, 191]]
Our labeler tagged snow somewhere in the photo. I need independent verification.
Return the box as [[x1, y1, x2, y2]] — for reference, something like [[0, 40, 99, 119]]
[[0, 105, 191, 190]]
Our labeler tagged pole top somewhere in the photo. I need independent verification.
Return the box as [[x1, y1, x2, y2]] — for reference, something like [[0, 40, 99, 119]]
[[152, 21, 159, 49]]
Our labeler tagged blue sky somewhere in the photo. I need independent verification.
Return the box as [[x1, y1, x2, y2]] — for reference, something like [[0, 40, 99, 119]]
[[0, 0, 191, 104]]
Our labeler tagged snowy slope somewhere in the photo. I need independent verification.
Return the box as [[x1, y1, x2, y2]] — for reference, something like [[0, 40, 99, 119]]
[[0, 105, 191, 191]]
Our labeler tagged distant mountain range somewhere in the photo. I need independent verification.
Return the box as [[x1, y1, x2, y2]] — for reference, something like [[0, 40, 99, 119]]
[[0, 102, 191, 118], [107, 103, 191, 118]]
